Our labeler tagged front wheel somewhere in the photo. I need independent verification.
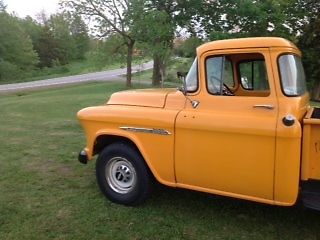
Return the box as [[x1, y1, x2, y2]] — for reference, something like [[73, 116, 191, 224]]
[[96, 142, 152, 206]]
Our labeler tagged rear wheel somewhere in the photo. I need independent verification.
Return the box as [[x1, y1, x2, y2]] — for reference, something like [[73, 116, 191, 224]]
[[96, 142, 152, 206]]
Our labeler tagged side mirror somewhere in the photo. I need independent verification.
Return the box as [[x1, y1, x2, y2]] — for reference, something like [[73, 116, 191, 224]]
[[177, 71, 188, 95]]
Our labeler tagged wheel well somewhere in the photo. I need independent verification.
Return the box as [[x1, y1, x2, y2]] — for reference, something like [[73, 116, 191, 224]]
[[94, 135, 157, 183], [93, 135, 140, 156]]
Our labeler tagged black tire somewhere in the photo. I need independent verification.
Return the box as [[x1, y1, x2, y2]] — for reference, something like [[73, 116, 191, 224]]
[[96, 142, 152, 206]]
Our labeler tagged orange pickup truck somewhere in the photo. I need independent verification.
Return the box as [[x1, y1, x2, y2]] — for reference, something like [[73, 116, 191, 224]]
[[77, 37, 320, 210]]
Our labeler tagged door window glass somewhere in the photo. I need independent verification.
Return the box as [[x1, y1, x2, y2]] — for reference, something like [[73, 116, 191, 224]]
[[278, 54, 307, 96], [239, 61, 269, 91], [185, 58, 198, 92], [206, 57, 234, 95]]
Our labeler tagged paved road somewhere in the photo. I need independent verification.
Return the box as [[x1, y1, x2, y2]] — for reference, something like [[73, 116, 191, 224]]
[[0, 61, 153, 93]]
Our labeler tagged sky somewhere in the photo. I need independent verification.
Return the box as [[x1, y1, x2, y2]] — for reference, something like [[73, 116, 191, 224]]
[[5, 0, 60, 18]]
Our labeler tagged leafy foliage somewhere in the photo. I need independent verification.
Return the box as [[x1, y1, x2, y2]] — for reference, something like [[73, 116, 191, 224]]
[[294, 0, 320, 98], [88, 34, 127, 68], [0, 12, 38, 81], [129, 0, 198, 85], [0, 7, 90, 82], [197, 0, 319, 99], [70, 15, 90, 60], [174, 37, 203, 58], [201, 0, 292, 40], [0, 0, 6, 12], [30, 12, 89, 67], [1, 0, 320, 96], [130, 0, 176, 85], [61, 0, 136, 86], [36, 25, 61, 68]]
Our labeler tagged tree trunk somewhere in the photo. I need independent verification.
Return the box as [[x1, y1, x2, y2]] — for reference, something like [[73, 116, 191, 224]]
[[126, 40, 134, 87], [152, 54, 162, 86]]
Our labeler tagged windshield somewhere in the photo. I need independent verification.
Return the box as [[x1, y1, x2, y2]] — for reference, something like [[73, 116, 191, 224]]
[[185, 58, 198, 92], [278, 55, 307, 96]]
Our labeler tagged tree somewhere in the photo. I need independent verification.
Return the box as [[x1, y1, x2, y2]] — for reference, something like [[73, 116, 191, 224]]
[[131, 0, 201, 86], [133, 0, 208, 86], [0, 12, 38, 81], [88, 34, 127, 68], [49, 13, 76, 64], [0, 0, 6, 12], [130, 1, 175, 85], [178, 37, 203, 58], [20, 12, 90, 67], [19, 14, 64, 68], [19, 16, 42, 43], [61, 0, 135, 87], [18, 16, 45, 66], [49, 12, 90, 62], [292, 0, 320, 99], [70, 14, 90, 59], [199, 0, 292, 40], [173, 0, 207, 37], [19, 12, 62, 68], [36, 25, 61, 67]]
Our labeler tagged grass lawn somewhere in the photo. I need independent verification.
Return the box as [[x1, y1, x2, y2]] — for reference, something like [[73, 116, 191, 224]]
[[0, 82, 319, 240]]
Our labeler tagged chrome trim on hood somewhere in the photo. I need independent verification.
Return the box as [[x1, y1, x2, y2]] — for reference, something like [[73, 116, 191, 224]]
[[120, 126, 171, 135]]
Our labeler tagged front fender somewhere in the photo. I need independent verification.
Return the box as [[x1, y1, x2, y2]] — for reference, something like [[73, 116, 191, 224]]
[[92, 129, 176, 187], [78, 105, 180, 187]]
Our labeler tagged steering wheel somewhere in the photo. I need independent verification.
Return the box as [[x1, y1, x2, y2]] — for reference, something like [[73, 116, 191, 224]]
[[209, 76, 234, 95], [223, 83, 234, 96]]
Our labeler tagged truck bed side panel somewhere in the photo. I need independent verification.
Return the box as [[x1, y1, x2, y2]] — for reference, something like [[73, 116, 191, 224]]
[[302, 107, 320, 180]]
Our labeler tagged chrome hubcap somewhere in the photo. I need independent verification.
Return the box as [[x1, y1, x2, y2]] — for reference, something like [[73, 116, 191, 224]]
[[106, 157, 137, 194]]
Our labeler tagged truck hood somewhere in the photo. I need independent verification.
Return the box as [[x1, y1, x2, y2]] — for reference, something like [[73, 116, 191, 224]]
[[107, 88, 177, 108]]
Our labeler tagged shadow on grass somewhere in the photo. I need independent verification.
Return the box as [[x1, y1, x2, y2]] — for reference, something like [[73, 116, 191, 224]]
[[138, 183, 320, 239]]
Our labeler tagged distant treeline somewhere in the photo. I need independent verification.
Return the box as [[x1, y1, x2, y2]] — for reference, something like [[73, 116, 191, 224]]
[[0, 0, 319, 98], [0, 9, 90, 81]]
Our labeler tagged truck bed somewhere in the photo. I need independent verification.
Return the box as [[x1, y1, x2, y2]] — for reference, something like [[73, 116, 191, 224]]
[[302, 107, 320, 180]]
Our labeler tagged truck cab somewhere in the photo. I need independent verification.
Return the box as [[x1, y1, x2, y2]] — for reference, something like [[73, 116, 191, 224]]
[[78, 37, 320, 209]]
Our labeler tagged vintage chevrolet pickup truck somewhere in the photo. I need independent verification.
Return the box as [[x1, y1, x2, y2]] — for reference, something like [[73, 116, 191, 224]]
[[77, 37, 320, 210]]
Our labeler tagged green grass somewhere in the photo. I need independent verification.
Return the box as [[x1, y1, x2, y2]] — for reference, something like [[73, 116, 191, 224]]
[[311, 101, 320, 107], [0, 82, 319, 240], [133, 69, 153, 83]]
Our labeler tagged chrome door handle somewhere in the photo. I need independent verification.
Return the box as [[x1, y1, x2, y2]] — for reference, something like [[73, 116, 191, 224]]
[[253, 104, 274, 110]]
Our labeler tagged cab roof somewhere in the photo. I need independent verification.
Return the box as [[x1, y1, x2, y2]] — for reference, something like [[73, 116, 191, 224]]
[[197, 37, 299, 55]]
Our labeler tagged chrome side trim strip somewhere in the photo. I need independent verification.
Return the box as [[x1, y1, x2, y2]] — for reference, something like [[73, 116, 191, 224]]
[[120, 126, 171, 135]]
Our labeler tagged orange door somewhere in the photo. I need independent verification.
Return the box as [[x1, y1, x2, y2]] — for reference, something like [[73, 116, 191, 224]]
[[175, 50, 278, 201]]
